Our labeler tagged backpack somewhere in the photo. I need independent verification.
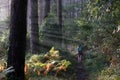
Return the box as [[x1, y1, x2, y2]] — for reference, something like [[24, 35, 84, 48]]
[[78, 46, 82, 53]]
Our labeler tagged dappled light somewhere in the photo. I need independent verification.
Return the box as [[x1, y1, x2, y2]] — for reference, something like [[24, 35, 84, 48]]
[[0, 0, 120, 80]]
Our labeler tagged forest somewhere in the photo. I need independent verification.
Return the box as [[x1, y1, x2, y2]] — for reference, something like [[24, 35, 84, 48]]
[[0, 0, 120, 80]]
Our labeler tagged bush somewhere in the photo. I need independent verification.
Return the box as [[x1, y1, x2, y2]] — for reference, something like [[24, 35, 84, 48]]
[[0, 30, 9, 57], [25, 47, 71, 79]]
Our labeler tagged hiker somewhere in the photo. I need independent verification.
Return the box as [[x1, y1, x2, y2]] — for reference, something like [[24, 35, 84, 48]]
[[78, 45, 83, 63]]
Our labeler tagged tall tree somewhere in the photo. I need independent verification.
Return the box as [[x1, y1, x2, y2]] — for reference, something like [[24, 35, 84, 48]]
[[30, 0, 40, 54], [57, 0, 62, 27], [39, 0, 44, 24], [57, 0, 62, 48], [40, 0, 51, 49], [44, 0, 50, 19], [7, 0, 27, 80]]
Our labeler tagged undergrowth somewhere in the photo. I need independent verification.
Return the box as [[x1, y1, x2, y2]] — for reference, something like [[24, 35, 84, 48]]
[[83, 50, 120, 80], [0, 47, 77, 80]]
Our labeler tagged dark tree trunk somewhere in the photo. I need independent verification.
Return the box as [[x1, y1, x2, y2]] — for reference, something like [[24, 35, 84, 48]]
[[57, 0, 62, 27], [30, 0, 40, 54], [44, 0, 50, 19], [7, 0, 27, 80], [57, 0, 62, 48]]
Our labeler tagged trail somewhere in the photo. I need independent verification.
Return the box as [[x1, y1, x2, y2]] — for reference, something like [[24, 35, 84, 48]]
[[76, 62, 89, 80]]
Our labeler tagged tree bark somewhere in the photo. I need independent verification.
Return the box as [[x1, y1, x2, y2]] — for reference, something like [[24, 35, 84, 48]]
[[44, 0, 50, 19], [7, 0, 27, 80], [57, 0, 62, 27], [39, 0, 45, 24], [30, 0, 40, 54], [57, 0, 62, 48]]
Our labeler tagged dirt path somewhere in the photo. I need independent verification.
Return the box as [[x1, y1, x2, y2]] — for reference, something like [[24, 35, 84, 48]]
[[76, 62, 89, 80]]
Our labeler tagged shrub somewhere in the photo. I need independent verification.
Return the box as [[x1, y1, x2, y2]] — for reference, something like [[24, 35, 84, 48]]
[[25, 47, 71, 78]]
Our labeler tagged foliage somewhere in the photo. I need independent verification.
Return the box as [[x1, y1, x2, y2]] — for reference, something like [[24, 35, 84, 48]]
[[97, 54, 120, 80], [83, 51, 109, 72], [0, 59, 6, 72], [0, 0, 119, 80], [62, 19, 80, 44], [25, 47, 71, 79], [98, 65, 120, 80], [86, 0, 120, 49], [82, 50, 120, 80], [77, 1, 120, 80], [39, 13, 62, 50], [0, 30, 9, 57], [0, 47, 73, 80]]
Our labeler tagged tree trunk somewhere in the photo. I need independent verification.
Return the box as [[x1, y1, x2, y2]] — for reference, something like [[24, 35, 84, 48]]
[[7, 0, 27, 80], [57, 0, 62, 49], [57, 0, 62, 27], [40, 0, 51, 50], [44, 0, 50, 19], [57, 0, 62, 40], [39, 0, 44, 24], [30, 0, 40, 54]]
